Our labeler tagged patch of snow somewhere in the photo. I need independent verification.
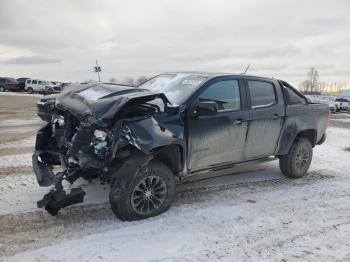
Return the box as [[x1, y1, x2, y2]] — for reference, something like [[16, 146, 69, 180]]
[[0, 175, 108, 215], [9, 219, 207, 262], [0, 126, 39, 134], [332, 118, 350, 123], [0, 118, 43, 127], [0, 153, 32, 167], [0, 136, 36, 149], [0, 92, 42, 98]]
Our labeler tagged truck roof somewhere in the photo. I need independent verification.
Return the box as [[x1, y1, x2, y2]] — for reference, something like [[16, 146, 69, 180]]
[[164, 72, 276, 81]]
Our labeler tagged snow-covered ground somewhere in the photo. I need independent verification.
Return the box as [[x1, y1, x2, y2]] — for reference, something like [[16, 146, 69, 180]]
[[0, 115, 350, 261], [0, 91, 42, 98]]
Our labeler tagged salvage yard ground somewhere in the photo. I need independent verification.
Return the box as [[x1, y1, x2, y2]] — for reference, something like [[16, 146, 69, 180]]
[[0, 92, 350, 261]]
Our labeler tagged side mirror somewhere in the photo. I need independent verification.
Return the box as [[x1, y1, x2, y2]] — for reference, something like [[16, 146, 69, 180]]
[[195, 101, 218, 116]]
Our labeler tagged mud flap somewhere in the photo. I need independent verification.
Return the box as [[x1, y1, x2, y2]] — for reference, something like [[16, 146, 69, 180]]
[[37, 188, 86, 215]]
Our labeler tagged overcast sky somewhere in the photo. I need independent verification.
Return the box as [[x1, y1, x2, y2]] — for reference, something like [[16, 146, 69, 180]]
[[0, 0, 349, 86]]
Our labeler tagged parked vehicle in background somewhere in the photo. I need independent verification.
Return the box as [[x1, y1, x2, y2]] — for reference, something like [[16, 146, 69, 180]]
[[17, 77, 30, 91], [32, 73, 329, 221], [25, 79, 44, 93], [323, 96, 349, 112], [25, 79, 61, 94], [43, 83, 62, 95], [308, 97, 336, 113], [319, 99, 337, 113], [37, 94, 58, 121], [335, 97, 349, 111], [328, 102, 337, 113], [0, 77, 19, 92]]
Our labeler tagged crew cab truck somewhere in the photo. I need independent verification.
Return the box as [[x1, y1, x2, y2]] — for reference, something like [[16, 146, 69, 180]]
[[32, 73, 328, 221]]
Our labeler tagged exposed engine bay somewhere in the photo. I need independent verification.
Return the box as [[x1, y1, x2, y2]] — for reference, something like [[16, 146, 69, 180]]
[[32, 83, 184, 215]]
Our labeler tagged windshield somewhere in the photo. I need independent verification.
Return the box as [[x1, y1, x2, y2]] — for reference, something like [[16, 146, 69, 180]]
[[138, 73, 208, 105]]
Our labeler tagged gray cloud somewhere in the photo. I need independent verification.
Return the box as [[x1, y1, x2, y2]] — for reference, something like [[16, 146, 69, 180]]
[[0, 0, 349, 87], [1, 56, 61, 65]]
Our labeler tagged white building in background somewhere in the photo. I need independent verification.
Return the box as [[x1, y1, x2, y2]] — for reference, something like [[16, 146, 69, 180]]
[[341, 90, 350, 99]]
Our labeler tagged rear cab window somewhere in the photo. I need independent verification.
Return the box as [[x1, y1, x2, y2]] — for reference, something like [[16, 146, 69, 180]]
[[284, 87, 306, 105], [248, 80, 277, 108], [280, 81, 306, 105]]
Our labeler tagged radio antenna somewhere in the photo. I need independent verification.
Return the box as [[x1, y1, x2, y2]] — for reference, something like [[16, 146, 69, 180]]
[[243, 64, 250, 74]]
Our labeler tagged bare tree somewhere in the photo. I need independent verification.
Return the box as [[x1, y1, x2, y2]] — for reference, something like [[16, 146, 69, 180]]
[[299, 67, 320, 94], [299, 80, 310, 92], [109, 78, 120, 84], [123, 77, 135, 86], [307, 67, 319, 94], [135, 76, 148, 86]]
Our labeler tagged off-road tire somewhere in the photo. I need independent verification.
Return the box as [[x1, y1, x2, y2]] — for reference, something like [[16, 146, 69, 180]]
[[109, 160, 176, 221], [27, 87, 34, 94], [279, 138, 313, 178]]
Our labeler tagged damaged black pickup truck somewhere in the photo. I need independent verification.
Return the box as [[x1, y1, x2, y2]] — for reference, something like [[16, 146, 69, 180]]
[[33, 73, 328, 221]]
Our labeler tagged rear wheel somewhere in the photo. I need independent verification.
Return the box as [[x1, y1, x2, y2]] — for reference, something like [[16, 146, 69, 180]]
[[27, 87, 34, 94], [109, 160, 176, 221], [279, 138, 313, 178]]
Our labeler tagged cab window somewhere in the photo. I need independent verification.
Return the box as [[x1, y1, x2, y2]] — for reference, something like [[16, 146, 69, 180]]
[[248, 81, 276, 108], [199, 80, 241, 111], [285, 86, 306, 105]]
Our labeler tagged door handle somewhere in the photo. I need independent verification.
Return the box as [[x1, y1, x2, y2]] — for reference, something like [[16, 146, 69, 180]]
[[233, 118, 246, 125], [272, 114, 280, 120]]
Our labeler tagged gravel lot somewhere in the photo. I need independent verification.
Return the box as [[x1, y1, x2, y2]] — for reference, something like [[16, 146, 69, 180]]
[[0, 92, 350, 261]]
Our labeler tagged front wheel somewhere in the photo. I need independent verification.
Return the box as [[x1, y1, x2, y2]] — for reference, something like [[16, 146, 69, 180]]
[[279, 138, 313, 178], [27, 87, 34, 94], [109, 160, 176, 221]]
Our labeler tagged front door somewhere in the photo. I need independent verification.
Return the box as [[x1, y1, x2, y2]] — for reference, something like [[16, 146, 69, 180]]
[[187, 78, 249, 172]]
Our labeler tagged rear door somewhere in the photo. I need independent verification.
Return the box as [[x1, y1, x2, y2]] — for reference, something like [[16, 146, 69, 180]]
[[31, 80, 38, 91], [25, 79, 31, 90], [244, 79, 285, 159], [37, 80, 45, 91], [187, 77, 249, 171]]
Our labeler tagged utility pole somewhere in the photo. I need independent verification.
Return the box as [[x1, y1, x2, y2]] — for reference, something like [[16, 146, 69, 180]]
[[94, 59, 102, 82]]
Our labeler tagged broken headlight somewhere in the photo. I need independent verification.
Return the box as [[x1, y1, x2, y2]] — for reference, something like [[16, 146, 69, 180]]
[[52, 115, 65, 136], [53, 115, 65, 127], [94, 130, 107, 141], [91, 130, 108, 159]]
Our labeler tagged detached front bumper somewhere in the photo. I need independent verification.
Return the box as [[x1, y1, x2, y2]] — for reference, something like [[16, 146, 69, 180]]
[[32, 150, 56, 186], [32, 124, 87, 215]]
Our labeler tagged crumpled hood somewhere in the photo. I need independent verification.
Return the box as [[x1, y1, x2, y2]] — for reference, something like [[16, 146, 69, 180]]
[[56, 82, 170, 127]]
